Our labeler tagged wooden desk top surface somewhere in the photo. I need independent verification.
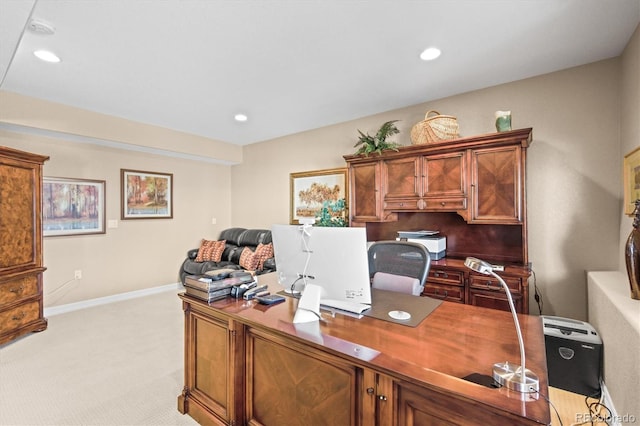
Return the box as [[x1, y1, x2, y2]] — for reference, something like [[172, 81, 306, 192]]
[[180, 272, 551, 425]]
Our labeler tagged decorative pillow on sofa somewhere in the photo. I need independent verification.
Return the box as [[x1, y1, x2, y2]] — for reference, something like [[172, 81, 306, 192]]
[[195, 239, 226, 262], [239, 243, 274, 271]]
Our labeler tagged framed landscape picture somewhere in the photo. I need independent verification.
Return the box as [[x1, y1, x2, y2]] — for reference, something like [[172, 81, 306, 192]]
[[43, 177, 105, 237], [290, 167, 348, 225], [121, 169, 173, 219], [624, 146, 640, 216]]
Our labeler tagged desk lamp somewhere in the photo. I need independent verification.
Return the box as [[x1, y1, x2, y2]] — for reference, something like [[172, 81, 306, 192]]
[[464, 257, 539, 394]]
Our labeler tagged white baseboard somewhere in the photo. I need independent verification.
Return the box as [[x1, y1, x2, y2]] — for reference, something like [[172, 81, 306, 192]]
[[44, 282, 184, 317], [600, 382, 620, 426]]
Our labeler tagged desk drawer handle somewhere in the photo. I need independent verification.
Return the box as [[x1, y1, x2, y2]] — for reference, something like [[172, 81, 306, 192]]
[[434, 289, 448, 298], [484, 281, 502, 291], [434, 272, 449, 279], [10, 286, 24, 293], [12, 312, 26, 321]]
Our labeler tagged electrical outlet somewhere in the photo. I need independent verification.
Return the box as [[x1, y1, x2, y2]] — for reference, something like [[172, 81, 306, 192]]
[[74, 270, 82, 280]]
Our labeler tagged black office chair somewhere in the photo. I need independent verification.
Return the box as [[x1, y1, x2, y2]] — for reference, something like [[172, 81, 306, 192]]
[[367, 241, 431, 296]]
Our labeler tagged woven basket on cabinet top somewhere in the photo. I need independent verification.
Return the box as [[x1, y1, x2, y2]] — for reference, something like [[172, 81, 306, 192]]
[[410, 110, 459, 145]]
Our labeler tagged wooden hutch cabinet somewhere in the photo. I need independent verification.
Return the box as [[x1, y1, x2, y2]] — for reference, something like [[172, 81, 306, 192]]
[[344, 128, 532, 314], [0, 146, 49, 345]]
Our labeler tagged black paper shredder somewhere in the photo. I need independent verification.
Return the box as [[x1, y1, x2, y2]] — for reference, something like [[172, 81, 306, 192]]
[[542, 316, 603, 397]]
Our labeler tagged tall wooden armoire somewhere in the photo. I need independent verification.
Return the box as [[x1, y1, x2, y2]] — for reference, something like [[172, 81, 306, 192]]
[[0, 146, 49, 345]]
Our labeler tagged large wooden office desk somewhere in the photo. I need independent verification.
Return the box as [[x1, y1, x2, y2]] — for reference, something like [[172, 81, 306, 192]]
[[178, 273, 550, 425]]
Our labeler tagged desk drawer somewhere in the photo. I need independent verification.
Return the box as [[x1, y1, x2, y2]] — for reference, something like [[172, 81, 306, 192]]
[[0, 275, 39, 306], [423, 283, 464, 303], [428, 269, 464, 286], [422, 197, 467, 211], [384, 199, 419, 210], [0, 300, 41, 333], [469, 275, 521, 293], [469, 289, 523, 313]]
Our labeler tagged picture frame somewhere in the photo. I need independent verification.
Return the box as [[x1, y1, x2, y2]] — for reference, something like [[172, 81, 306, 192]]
[[624, 146, 640, 216], [121, 169, 173, 219], [43, 177, 106, 237], [290, 167, 348, 225]]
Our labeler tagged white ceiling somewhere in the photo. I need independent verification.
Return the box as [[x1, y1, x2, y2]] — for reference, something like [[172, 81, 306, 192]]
[[1, 0, 638, 146]]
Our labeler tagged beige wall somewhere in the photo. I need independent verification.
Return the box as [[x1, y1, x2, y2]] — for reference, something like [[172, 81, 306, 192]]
[[234, 56, 630, 321], [1, 25, 637, 318], [0, 125, 234, 307]]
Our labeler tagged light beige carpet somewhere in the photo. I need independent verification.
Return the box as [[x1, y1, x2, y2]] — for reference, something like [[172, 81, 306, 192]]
[[0, 289, 198, 426]]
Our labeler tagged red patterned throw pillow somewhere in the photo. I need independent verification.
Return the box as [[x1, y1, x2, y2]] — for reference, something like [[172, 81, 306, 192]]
[[255, 242, 274, 270], [239, 243, 274, 271], [195, 239, 226, 262]]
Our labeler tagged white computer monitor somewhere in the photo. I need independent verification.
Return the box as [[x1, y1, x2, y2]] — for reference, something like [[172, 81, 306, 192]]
[[271, 224, 371, 304]]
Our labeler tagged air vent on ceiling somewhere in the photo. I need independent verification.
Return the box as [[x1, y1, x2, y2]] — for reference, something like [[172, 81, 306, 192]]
[[28, 19, 55, 35]]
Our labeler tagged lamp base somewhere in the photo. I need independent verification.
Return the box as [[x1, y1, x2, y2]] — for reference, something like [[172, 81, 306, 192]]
[[492, 362, 539, 393]]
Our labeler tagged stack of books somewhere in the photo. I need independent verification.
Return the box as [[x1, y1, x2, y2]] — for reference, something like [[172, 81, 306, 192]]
[[184, 274, 255, 302]]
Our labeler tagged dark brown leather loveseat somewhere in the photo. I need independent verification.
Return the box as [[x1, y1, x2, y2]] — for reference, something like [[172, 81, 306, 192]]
[[179, 227, 275, 285]]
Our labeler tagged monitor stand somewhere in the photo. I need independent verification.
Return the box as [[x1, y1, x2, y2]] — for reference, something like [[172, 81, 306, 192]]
[[293, 284, 322, 323], [284, 288, 301, 296]]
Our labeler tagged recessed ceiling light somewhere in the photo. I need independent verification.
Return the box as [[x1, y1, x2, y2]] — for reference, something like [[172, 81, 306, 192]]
[[420, 47, 441, 61], [234, 114, 248, 122], [33, 50, 60, 63]]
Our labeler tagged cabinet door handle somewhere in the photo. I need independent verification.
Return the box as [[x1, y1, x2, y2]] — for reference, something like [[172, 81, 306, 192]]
[[366, 387, 375, 395], [378, 395, 387, 401]]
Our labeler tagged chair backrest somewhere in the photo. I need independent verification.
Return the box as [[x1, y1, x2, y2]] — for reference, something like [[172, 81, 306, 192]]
[[367, 241, 431, 296]]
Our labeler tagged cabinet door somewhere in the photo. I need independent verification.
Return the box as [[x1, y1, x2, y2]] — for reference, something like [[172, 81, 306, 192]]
[[396, 379, 513, 425], [361, 369, 394, 426], [383, 157, 420, 201], [0, 156, 39, 273], [180, 309, 242, 424], [469, 146, 522, 223], [350, 162, 383, 222], [422, 152, 466, 197], [246, 329, 357, 425]]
